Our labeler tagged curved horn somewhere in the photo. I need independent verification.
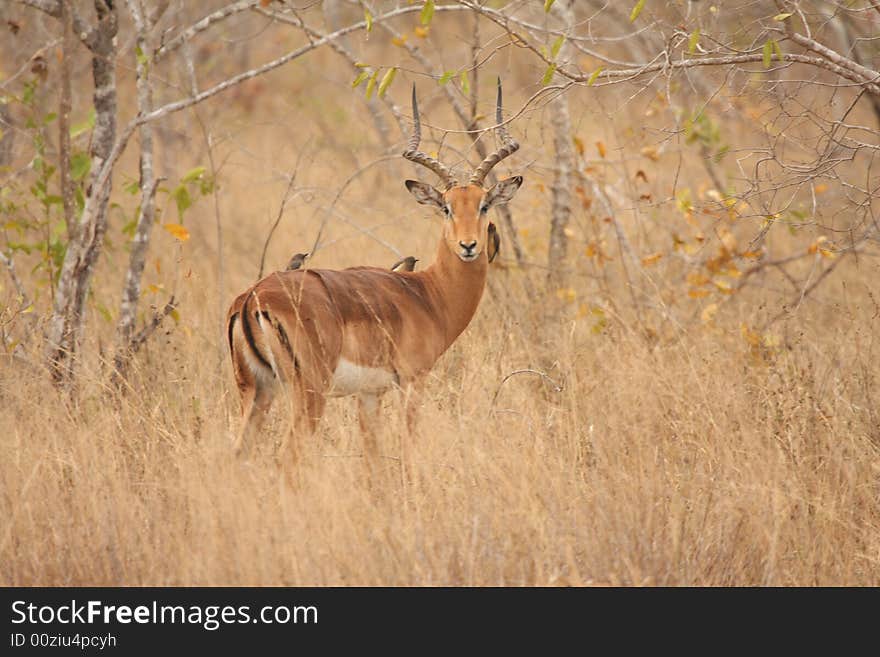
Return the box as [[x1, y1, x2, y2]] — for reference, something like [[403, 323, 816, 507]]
[[469, 78, 520, 186], [403, 84, 458, 189]]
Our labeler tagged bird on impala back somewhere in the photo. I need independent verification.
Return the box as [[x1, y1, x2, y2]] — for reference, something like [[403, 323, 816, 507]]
[[390, 256, 419, 272], [286, 252, 310, 271]]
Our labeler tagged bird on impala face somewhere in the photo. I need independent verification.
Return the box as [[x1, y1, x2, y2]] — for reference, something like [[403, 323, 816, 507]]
[[286, 252, 310, 271], [390, 256, 419, 272], [487, 222, 500, 263]]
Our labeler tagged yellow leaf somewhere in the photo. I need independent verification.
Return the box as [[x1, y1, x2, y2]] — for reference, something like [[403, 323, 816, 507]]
[[640, 145, 659, 161], [641, 252, 663, 266], [741, 323, 761, 347], [596, 141, 606, 158], [814, 183, 828, 195], [686, 272, 710, 286], [688, 289, 710, 299], [414, 26, 430, 38], [713, 279, 733, 294], [701, 303, 718, 324], [807, 235, 827, 255], [719, 227, 737, 252], [163, 223, 190, 241], [555, 287, 577, 303], [572, 136, 585, 156], [392, 35, 408, 47]]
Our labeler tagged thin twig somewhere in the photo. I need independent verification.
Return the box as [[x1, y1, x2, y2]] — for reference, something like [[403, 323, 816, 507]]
[[257, 161, 302, 280], [492, 369, 563, 407]]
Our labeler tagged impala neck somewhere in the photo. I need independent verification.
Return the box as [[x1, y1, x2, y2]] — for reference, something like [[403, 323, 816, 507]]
[[422, 237, 489, 348]]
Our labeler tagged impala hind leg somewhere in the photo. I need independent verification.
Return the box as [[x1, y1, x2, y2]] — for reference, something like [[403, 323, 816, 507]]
[[234, 381, 275, 457]]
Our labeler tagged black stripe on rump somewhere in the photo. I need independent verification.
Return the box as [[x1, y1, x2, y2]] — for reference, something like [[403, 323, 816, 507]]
[[257, 311, 300, 372], [227, 313, 239, 355], [241, 292, 274, 372]]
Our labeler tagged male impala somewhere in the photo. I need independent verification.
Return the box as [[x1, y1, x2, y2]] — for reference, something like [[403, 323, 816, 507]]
[[226, 80, 522, 464]]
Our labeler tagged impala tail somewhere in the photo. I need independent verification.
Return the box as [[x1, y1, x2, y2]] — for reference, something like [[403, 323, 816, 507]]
[[227, 289, 296, 392]]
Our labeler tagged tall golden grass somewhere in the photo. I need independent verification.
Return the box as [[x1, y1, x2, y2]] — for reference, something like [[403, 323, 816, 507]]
[[1, 45, 879, 586]]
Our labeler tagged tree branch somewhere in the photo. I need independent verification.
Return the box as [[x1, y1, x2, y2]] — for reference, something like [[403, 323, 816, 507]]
[[155, 0, 260, 62]]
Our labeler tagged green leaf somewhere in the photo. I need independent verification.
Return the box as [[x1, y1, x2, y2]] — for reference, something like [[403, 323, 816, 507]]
[[69, 111, 95, 139], [364, 8, 372, 32], [377, 67, 397, 98], [172, 184, 192, 218], [43, 112, 57, 125], [688, 29, 700, 54], [629, 0, 646, 22], [542, 63, 557, 86], [544, 0, 555, 11], [551, 35, 565, 59], [70, 152, 91, 181], [169, 308, 181, 324], [773, 12, 792, 21], [95, 302, 112, 323], [459, 69, 470, 95], [181, 165, 206, 184], [123, 179, 140, 196], [438, 70, 455, 85], [772, 39, 783, 61], [352, 70, 370, 88], [420, 0, 435, 26], [587, 67, 603, 86], [135, 45, 148, 67], [364, 70, 379, 99], [762, 39, 773, 68]]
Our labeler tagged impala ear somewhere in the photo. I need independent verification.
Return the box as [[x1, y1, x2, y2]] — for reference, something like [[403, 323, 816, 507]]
[[487, 222, 501, 263], [405, 180, 445, 208], [484, 175, 523, 208]]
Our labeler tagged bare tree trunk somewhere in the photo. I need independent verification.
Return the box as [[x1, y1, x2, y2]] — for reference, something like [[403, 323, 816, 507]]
[[112, 0, 165, 383], [0, 102, 14, 168], [45, 0, 119, 386], [58, 0, 76, 242], [546, 0, 576, 286]]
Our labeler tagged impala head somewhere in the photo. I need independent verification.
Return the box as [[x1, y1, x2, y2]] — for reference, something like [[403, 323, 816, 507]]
[[404, 79, 522, 263]]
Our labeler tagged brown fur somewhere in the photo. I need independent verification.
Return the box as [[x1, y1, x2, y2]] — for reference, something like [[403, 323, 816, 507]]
[[227, 181, 520, 461]]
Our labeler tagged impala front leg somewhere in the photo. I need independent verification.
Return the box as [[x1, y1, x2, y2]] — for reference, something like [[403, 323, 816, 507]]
[[358, 394, 381, 485], [400, 377, 426, 488], [279, 376, 326, 479]]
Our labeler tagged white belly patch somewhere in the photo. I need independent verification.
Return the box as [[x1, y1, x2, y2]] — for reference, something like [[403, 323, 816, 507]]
[[327, 358, 397, 397]]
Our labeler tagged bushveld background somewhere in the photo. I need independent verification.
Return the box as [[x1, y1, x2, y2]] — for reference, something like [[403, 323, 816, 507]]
[[1, 1, 878, 585]]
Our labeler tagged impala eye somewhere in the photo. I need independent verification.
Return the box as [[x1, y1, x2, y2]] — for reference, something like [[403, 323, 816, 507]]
[[479, 205, 489, 215], [443, 206, 452, 218]]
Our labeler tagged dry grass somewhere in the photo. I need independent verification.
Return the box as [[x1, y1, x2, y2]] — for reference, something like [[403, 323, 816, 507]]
[[1, 30, 879, 586], [2, 249, 878, 585]]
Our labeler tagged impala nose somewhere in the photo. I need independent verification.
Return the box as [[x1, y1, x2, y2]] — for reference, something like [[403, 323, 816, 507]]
[[459, 240, 477, 254]]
